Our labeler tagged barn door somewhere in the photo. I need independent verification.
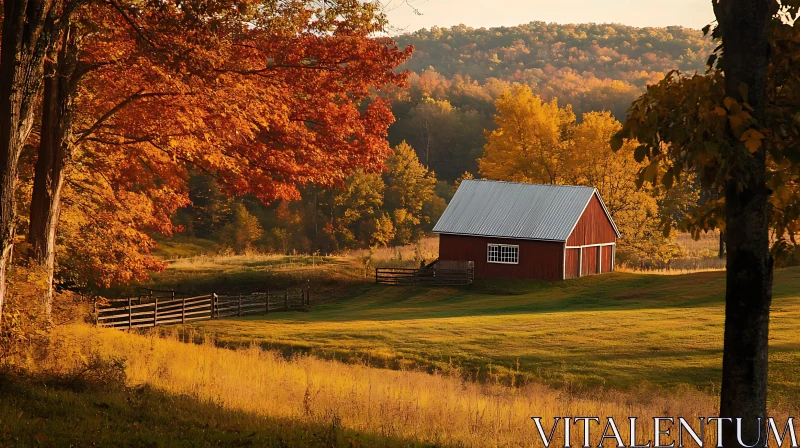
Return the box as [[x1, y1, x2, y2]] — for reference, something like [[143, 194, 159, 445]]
[[564, 248, 581, 279], [581, 247, 599, 276]]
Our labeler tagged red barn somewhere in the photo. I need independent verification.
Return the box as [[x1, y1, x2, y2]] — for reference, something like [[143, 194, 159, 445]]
[[433, 180, 620, 281]]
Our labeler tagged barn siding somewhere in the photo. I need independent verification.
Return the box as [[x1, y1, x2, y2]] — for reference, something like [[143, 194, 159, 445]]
[[564, 248, 580, 279], [438, 234, 563, 281], [581, 246, 599, 276], [601, 245, 614, 272], [566, 194, 617, 246]]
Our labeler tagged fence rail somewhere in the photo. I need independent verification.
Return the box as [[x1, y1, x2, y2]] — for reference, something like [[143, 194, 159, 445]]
[[96, 286, 310, 330], [375, 263, 474, 286]]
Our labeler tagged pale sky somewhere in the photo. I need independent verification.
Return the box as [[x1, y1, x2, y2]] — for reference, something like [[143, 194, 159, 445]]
[[383, 0, 716, 34]]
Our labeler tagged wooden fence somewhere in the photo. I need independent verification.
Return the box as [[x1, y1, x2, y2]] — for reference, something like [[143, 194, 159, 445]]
[[96, 287, 310, 330], [375, 265, 474, 286]]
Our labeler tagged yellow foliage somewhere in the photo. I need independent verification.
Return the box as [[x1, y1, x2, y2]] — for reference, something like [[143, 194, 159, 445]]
[[480, 89, 689, 262], [479, 85, 575, 184], [741, 128, 766, 153]]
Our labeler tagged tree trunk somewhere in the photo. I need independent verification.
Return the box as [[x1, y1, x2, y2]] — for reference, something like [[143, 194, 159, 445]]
[[28, 27, 78, 315], [714, 1, 773, 446], [718, 230, 726, 259], [0, 0, 60, 326]]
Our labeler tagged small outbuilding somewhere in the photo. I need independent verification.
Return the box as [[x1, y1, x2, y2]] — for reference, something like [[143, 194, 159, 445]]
[[432, 180, 620, 281]]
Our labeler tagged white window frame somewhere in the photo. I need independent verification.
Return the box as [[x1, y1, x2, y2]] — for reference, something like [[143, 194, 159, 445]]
[[487, 243, 520, 264]]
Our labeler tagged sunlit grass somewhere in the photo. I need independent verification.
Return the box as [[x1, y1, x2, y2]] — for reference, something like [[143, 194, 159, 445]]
[[191, 268, 800, 406], [112, 237, 441, 298], [30, 324, 746, 447], [675, 231, 721, 256]]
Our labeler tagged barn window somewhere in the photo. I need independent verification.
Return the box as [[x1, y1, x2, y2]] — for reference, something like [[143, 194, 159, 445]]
[[487, 244, 519, 264]]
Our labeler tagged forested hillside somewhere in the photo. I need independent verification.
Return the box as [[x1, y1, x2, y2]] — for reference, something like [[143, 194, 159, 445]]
[[395, 22, 713, 84], [160, 22, 718, 267], [386, 22, 715, 181]]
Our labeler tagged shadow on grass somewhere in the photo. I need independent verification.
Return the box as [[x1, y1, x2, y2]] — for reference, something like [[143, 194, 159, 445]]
[[244, 271, 731, 323], [0, 371, 434, 448], [102, 259, 366, 301], [184, 268, 800, 326]]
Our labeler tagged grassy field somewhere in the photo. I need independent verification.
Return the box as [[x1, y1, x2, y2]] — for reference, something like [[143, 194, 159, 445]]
[[3, 324, 733, 448], [190, 267, 800, 406], [6, 237, 798, 446], [109, 238, 439, 299], [0, 374, 419, 448]]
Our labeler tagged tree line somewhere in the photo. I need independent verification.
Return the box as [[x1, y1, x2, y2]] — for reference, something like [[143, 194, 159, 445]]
[[175, 141, 445, 256], [383, 22, 716, 182]]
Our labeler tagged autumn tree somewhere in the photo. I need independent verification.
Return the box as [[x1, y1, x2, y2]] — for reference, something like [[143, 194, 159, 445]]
[[479, 85, 575, 184], [16, 0, 412, 306], [479, 89, 689, 263], [383, 141, 438, 245], [334, 169, 386, 244], [612, 2, 800, 444], [573, 111, 689, 266], [219, 203, 264, 253], [368, 214, 396, 247], [28, 14, 81, 310]]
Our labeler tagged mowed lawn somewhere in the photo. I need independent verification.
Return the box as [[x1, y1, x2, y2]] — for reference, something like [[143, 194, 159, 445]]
[[192, 267, 800, 404]]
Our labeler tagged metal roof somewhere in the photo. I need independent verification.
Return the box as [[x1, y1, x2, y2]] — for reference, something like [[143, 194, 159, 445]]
[[432, 179, 620, 242]]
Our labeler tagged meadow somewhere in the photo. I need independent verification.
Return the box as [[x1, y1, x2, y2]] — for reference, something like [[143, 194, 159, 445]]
[[127, 233, 800, 405], [4, 237, 799, 446], [188, 267, 800, 407], [0, 324, 728, 447]]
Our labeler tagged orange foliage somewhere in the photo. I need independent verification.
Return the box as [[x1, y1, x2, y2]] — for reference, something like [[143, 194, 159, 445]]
[[49, 0, 411, 287]]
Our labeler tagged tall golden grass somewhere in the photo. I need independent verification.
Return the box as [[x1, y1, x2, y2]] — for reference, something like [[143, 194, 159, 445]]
[[37, 324, 795, 447], [675, 231, 722, 256]]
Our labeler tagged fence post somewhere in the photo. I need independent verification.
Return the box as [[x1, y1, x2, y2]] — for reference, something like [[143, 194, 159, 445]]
[[238, 294, 242, 316], [128, 297, 132, 331], [181, 297, 186, 324], [375, 267, 378, 284], [265, 291, 269, 315], [154, 297, 159, 327], [212, 293, 217, 319], [94, 299, 98, 326], [305, 279, 310, 306], [284, 290, 288, 311]]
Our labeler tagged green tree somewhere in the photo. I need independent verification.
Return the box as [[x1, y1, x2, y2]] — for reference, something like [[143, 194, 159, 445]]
[[185, 174, 232, 240], [393, 97, 483, 181], [384, 142, 437, 245], [220, 203, 264, 253], [334, 169, 386, 243]]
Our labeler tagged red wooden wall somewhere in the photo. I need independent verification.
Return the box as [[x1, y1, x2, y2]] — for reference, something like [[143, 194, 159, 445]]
[[437, 192, 617, 281], [564, 248, 580, 279], [581, 246, 599, 277], [438, 234, 563, 281], [601, 245, 613, 272], [566, 194, 617, 246], [564, 244, 615, 278]]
